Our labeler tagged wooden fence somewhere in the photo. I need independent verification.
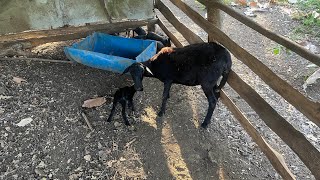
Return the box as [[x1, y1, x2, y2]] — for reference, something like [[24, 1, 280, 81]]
[[155, 0, 320, 179], [0, 0, 319, 179]]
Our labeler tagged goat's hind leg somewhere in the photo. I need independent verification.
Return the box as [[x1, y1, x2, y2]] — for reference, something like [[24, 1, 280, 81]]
[[201, 85, 217, 128], [107, 101, 117, 122], [158, 81, 173, 117], [120, 101, 131, 126]]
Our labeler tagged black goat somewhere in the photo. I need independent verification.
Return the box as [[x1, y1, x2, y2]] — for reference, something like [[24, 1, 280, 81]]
[[122, 42, 232, 128], [133, 27, 171, 52], [107, 86, 136, 126]]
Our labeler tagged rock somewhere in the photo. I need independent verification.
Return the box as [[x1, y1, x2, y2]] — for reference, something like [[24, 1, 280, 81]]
[[208, 150, 218, 164], [97, 142, 103, 149], [98, 151, 108, 161], [69, 172, 83, 180], [288, 0, 297, 3], [37, 161, 46, 168], [114, 122, 121, 128], [128, 126, 136, 131], [0, 86, 6, 94], [35, 168, 46, 176], [0, 140, 4, 148], [5, 127, 10, 132], [84, 155, 91, 161], [0, 108, 4, 114]]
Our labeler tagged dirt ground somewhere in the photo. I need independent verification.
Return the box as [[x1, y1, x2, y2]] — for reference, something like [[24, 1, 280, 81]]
[[1, 0, 319, 180]]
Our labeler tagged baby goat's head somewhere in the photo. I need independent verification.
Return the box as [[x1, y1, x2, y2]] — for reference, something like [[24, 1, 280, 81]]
[[122, 63, 153, 91]]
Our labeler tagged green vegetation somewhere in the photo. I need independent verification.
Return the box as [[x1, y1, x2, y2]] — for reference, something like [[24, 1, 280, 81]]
[[294, 0, 320, 37]]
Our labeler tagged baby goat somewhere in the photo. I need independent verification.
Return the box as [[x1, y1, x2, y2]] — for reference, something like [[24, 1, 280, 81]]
[[122, 42, 232, 128], [107, 86, 136, 126]]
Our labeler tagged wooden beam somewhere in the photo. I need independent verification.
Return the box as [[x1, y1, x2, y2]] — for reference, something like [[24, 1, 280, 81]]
[[156, 2, 320, 177], [220, 91, 296, 180], [227, 71, 320, 179], [0, 19, 158, 49], [163, 0, 320, 128], [157, 19, 184, 48], [155, 1, 203, 45], [198, 0, 320, 66], [207, 0, 222, 42]]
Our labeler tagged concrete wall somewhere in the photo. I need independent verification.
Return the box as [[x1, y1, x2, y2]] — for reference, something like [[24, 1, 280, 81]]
[[0, 0, 154, 35]]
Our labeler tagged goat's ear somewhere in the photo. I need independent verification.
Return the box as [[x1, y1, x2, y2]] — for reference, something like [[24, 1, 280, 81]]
[[167, 38, 171, 47], [122, 66, 131, 75], [144, 66, 153, 76]]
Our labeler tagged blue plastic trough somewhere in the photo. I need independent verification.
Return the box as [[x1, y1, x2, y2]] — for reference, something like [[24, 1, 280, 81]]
[[64, 32, 157, 73]]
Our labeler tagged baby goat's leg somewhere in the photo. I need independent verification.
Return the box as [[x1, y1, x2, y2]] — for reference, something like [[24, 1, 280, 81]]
[[201, 84, 217, 128], [158, 81, 173, 117], [128, 100, 135, 112], [120, 101, 130, 126], [107, 101, 117, 122]]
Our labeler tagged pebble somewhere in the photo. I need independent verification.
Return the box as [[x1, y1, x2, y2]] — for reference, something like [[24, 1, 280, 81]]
[[97, 142, 103, 149], [98, 151, 108, 161], [84, 155, 91, 161], [35, 168, 46, 176], [37, 161, 46, 168], [114, 122, 121, 128], [128, 126, 135, 131]]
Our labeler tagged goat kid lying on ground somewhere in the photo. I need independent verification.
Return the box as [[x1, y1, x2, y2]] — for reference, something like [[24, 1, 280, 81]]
[[107, 85, 136, 126], [133, 27, 171, 52], [122, 42, 232, 128]]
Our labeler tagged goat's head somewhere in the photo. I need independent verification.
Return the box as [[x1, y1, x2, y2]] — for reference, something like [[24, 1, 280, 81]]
[[122, 63, 153, 91]]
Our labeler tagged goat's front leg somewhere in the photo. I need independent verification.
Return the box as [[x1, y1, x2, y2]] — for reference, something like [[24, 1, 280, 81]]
[[107, 101, 117, 122], [128, 100, 135, 112], [201, 85, 217, 128], [120, 101, 130, 126], [158, 80, 173, 117]]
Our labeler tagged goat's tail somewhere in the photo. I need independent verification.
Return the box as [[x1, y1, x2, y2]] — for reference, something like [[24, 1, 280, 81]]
[[217, 49, 232, 90]]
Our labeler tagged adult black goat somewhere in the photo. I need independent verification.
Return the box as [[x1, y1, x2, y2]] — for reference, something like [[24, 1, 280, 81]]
[[122, 42, 232, 128]]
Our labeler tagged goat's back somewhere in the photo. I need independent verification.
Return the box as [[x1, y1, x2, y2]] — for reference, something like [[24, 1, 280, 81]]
[[150, 42, 231, 85]]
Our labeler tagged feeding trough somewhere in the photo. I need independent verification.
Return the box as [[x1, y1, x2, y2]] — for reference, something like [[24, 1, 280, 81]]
[[64, 32, 157, 73]]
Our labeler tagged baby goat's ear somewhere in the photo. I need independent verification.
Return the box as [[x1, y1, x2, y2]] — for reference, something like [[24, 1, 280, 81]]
[[122, 65, 131, 75], [144, 66, 153, 76]]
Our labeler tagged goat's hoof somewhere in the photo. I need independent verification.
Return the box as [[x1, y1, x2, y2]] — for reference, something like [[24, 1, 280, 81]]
[[157, 111, 165, 117], [124, 121, 131, 126], [201, 122, 209, 128]]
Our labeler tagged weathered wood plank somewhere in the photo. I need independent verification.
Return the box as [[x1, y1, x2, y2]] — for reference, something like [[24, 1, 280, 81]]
[[198, 0, 320, 66], [164, 0, 320, 128], [220, 91, 296, 180], [207, 0, 222, 42], [0, 19, 158, 49], [227, 71, 320, 179]]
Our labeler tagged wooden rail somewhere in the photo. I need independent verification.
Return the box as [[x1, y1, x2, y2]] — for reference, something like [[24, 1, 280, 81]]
[[155, 1, 320, 179], [156, 8, 296, 179], [220, 91, 295, 180], [162, 0, 320, 128], [198, 0, 320, 66], [0, 19, 158, 49]]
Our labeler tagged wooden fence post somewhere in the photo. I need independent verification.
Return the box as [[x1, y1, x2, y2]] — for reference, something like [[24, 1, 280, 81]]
[[207, 0, 221, 42]]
